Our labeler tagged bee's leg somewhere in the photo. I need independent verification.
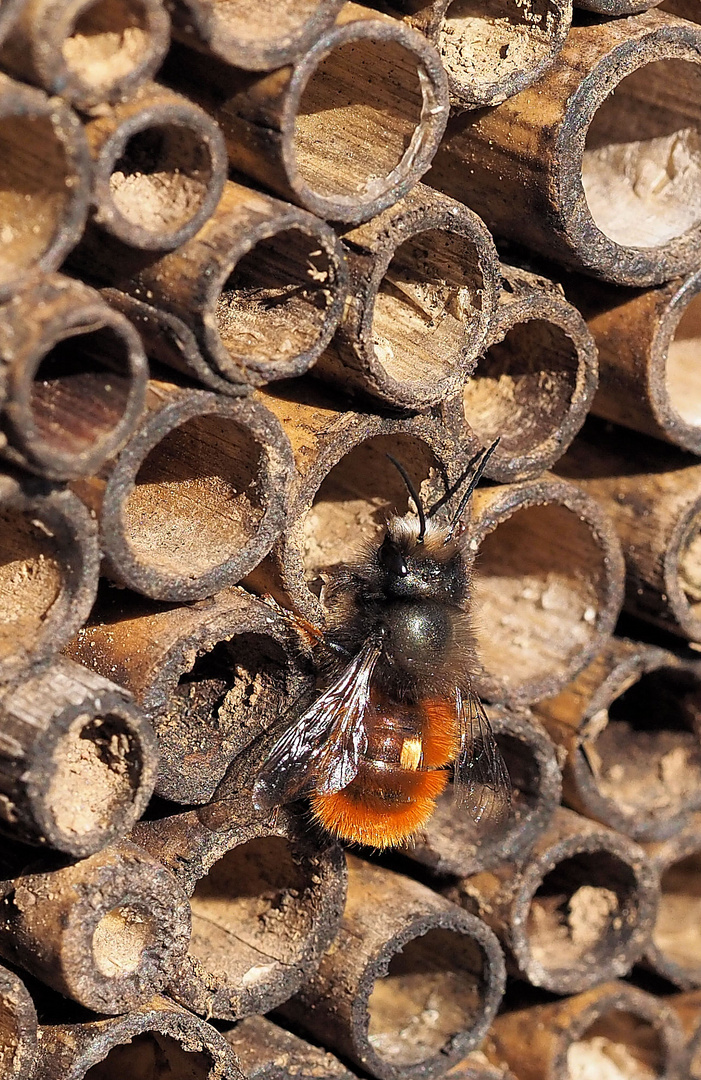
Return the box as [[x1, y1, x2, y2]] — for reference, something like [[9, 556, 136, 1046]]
[[258, 594, 349, 658]]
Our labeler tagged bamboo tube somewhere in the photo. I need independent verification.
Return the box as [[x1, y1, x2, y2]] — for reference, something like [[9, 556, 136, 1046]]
[[468, 475, 625, 706], [0, 964, 37, 1080], [67, 586, 314, 804], [0, 657, 158, 856], [315, 183, 500, 410], [132, 793, 347, 1021], [644, 815, 701, 988], [428, 9, 701, 287], [0, 274, 147, 481], [279, 856, 505, 1080], [164, 3, 449, 224], [81, 82, 227, 251], [168, 0, 344, 70], [670, 990, 701, 1080], [86, 181, 349, 392], [71, 376, 294, 602], [225, 1016, 355, 1080], [377, 0, 572, 109], [487, 982, 684, 1080], [0, 839, 191, 1014], [660, 0, 700, 18], [0, 472, 99, 684], [446, 807, 659, 993], [0, 0, 25, 46], [0, 0, 170, 110], [445, 1053, 513, 1080], [0, 76, 90, 304], [566, 269, 701, 456], [443, 263, 599, 483], [401, 707, 562, 878], [535, 637, 701, 842], [35, 995, 244, 1080], [576, 0, 662, 12], [556, 420, 701, 641]]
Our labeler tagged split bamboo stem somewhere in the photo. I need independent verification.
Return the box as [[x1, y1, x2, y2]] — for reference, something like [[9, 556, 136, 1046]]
[[535, 636, 701, 842], [225, 1016, 355, 1080], [71, 376, 295, 602], [0, 472, 99, 684], [67, 586, 314, 804], [428, 8, 701, 286], [279, 855, 506, 1080], [0, 0, 170, 110], [0, 839, 191, 1014], [0, 274, 148, 481], [0, 75, 90, 303], [644, 815, 701, 988], [164, 2, 449, 224], [315, 183, 500, 410], [132, 793, 347, 1021], [401, 707, 562, 878], [0, 964, 37, 1080], [445, 807, 659, 993], [443, 263, 599, 483], [0, 656, 159, 856]]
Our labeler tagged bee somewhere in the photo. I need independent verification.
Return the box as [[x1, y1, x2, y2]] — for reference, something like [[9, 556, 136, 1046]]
[[253, 441, 511, 849]]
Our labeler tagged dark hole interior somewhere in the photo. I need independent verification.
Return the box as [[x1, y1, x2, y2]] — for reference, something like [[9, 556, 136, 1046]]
[[565, 1009, 664, 1080], [84, 1031, 213, 1079]]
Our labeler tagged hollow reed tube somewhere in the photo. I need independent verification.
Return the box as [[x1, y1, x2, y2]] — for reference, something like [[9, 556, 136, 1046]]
[[488, 981, 684, 1080], [132, 794, 347, 1021], [315, 183, 500, 410], [67, 586, 314, 804], [644, 815, 701, 989], [164, 2, 449, 224], [0, 274, 148, 481], [0, 964, 37, 1080], [279, 855, 506, 1080], [0, 0, 170, 110], [401, 707, 562, 878], [443, 263, 598, 483], [671, 990, 701, 1080], [0, 75, 90, 304], [0, 839, 191, 1014], [0, 657, 159, 856], [446, 807, 659, 993], [225, 1016, 355, 1080], [0, 472, 99, 684], [35, 995, 243, 1080], [428, 8, 701, 286], [535, 636, 701, 842], [71, 376, 295, 602]]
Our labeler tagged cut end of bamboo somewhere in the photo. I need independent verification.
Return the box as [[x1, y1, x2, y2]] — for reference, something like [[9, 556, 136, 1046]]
[[0, 965, 37, 1080], [647, 823, 701, 988], [662, 280, 701, 451]]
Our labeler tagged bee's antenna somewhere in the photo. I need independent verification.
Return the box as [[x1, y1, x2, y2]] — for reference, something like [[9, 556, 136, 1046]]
[[386, 455, 426, 542], [444, 438, 500, 543]]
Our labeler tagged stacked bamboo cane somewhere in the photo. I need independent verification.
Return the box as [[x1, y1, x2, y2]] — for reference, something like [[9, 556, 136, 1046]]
[[0, 0, 701, 1077]]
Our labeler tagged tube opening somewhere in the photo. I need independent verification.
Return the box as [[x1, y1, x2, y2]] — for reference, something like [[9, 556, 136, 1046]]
[[294, 38, 424, 200], [189, 836, 316, 982], [566, 1010, 664, 1080], [109, 123, 214, 237], [84, 1031, 213, 1079], [439, 0, 556, 92], [372, 228, 485, 385], [0, 508, 62, 662], [666, 292, 701, 427], [463, 319, 578, 455], [0, 1009, 19, 1075], [584, 667, 701, 822], [217, 229, 333, 366], [123, 411, 264, 578], [62, 0, 150, 90], [30, 326, 133, 455], [92, 905, 157, 978], [652, 850, 701, 973], [472, 503, 605, 688], [678, 514, 701, 619], [46, 713, 142, 841], [301, 434, 440, 587], [367, 928, 485, 1066], [527, 851, 638, 971], [0, 114, 71, 284], [582, 60, 701, 248]]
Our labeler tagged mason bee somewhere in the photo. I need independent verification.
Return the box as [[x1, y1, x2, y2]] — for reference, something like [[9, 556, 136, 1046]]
[[254, 441, 511, 848]]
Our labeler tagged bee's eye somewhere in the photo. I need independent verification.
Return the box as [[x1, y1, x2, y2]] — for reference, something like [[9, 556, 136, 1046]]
[[380, 538, 408, 577]]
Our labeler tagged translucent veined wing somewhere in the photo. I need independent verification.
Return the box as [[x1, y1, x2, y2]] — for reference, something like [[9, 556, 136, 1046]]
[[253, 637, 382, 811], [454, 685, 512, 826]]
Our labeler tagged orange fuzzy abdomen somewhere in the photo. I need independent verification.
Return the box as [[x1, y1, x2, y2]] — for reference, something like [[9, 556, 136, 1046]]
[[310, 692, 458, 849]]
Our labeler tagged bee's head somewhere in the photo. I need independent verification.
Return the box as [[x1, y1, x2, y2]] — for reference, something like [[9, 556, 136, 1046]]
[[378, 517, 465, 602]]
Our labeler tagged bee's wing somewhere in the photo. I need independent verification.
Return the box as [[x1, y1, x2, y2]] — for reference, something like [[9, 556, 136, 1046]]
[[253, 637, 382, 811], [454, 685, 512, 826]]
